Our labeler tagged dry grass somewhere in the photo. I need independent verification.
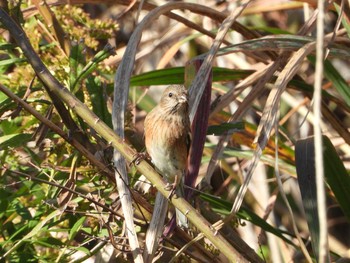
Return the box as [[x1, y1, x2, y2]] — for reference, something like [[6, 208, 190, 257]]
[[0, 0, 350, 262]]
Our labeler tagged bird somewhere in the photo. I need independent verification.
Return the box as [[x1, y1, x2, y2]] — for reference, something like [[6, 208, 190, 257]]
[[144, 84, 191, 227]]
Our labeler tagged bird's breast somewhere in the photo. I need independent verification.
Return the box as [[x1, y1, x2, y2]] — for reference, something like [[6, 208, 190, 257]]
[[144, 111, 189, 180]]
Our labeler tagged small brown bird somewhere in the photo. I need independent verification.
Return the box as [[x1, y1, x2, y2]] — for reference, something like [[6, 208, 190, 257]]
[[144, 85, 191, 226]]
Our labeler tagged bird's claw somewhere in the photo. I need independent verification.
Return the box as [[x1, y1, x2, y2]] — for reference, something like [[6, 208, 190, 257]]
[[165, 183, 176, 199], [129, 152, 150, 166]]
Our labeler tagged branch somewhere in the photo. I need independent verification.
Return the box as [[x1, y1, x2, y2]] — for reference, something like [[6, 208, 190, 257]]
[[0, 6, 253, 262]]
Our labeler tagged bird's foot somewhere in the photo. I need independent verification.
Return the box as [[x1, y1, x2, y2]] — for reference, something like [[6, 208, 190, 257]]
[[165, 183, 176, 199], [129, 152, 151, 166]]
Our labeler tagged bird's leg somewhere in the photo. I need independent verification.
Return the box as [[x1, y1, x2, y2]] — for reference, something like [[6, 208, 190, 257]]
[[165, 174, 179, 199]]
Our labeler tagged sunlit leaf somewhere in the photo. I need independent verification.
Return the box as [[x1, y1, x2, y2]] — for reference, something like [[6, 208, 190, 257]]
[[0, 134, 32, 149], [207, 122, 245, 136], [69, 216, 86, 241], [200, 193, 297, 247]]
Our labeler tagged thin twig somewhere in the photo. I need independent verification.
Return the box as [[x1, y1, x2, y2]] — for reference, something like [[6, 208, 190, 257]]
[[314, 0, 330, 262], [4, 167, 124, 219]]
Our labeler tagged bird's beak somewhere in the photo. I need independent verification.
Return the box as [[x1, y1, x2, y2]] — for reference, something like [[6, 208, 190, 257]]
[[178, 94, 187, 103]]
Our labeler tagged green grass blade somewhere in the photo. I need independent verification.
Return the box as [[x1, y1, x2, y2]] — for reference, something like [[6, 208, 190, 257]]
[[0, 57, 26, 67], [207, 122, 245, 136], [1, 209, 62, 259], [129, 67, 253, 86], [295, 137, 320, 259], [86, 76, 112, 127], [200, 193, 297, 247], [322, 136, 350, 221], [308, 56, 350, 108], [72, 44, 115, 93], [295, 135, 350, 260]]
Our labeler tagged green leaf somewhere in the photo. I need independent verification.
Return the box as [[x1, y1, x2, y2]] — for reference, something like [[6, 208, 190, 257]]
[[205, 144, 296, 176], [72, 44, 115, 93], [130, 67, 184, 86], [0, 118, 22, 134], [212, 67, 254, 82], [207, 122, 245, 136], [334, 3, 350, 38], [323, 60, 350, 108], [0, 89, 8, 104], [0, 133, 32, 149], [128, 67, 254, 112], [249, 26, 291, 35], [86, 76, 112, 127], [0, 57, 26, 67], [0, 43, 14, 50], [295, 137, 320, 259], [69, 216, 86, 241], [69, 41, 86, 91], [129, 67, 254, 87], [322, 136, 350, 221], [308, 57, 350, 108], [200, 193, 297, 247], [295, 135, 350, 259], [0, 190, 9, 213], [2, 224, 29, 247], [1, 209, 63, 258], [34, 237, 64, 248], [74, 246, 91, 255]]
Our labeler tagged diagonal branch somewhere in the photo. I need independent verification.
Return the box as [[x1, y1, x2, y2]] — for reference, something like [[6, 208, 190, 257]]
[[0, 6, 254, 262]]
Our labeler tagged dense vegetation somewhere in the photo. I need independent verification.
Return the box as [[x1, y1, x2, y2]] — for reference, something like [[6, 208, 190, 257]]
[[0, 1, 349, 262]]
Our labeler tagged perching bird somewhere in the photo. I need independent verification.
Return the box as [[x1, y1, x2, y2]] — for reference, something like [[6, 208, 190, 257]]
[[144, 85, 191, 227]]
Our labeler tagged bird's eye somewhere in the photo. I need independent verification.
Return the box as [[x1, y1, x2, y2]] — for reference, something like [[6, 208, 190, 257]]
[[168, 92, 173, 97]]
